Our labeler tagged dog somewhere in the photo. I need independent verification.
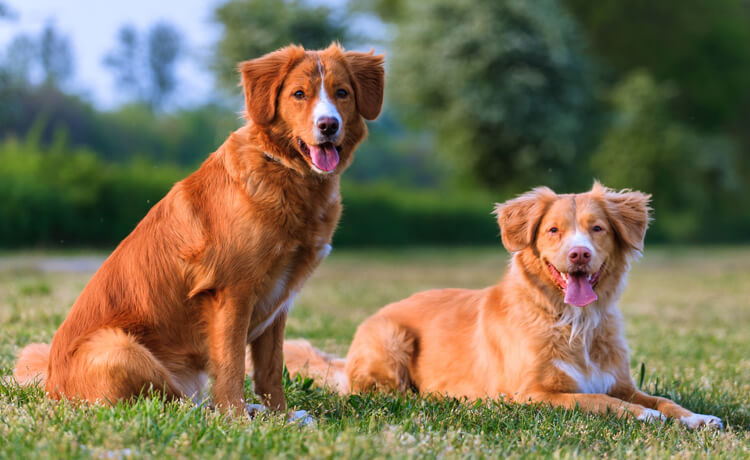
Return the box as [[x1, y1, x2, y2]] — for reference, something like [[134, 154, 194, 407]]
[[284, 183, 723, 429], [12, 43, 384, 416]]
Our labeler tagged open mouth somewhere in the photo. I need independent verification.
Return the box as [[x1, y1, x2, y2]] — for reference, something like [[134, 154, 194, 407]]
[[297, 138, 341, 173], [546, 261, 603, 307]]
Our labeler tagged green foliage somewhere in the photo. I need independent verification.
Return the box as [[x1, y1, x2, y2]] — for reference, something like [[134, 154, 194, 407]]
[[98, 102, 240, 164], [2, 121, 747, 248], [346, 111, 450, 187], [348, 0, 407, 22], [590, 72, 749, 242], [389, 0, 599, 191], [212, 0, 348, 89], [0, 134, 185, 247], [337, 182, 499, 247], [0, 80, 239, 166], [0, 132, 499, 248], [564, 0, 750, 130]]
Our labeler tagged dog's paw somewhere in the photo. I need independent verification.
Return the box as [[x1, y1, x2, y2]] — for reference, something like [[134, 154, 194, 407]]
[[637, 408, 667, 423], [680, 413, 723, 430], [316, 244, 332, 262], [288, 409, 315, 426], [246, 403, 267, 418]]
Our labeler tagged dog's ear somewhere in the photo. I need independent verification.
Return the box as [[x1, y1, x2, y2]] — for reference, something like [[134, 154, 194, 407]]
[[238, 45, 306, 125], [345, 49, 385, 120], [593, 181, 652, 252], [494, 187, 556, 253]]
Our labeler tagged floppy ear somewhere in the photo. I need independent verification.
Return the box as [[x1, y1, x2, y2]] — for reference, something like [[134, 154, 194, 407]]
[[593, 182, 652, 252], [238, 45, 306, 125], [493, 187, 556, 253], [345, 49, 385, 120]]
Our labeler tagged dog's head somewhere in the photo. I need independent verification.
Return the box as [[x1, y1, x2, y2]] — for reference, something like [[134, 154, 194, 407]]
[[495, 182, 651, 308], [238, 43, 385, 175]]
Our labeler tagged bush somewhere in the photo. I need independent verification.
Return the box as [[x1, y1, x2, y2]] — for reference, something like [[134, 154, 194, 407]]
[[337, 182, 500, 247], [0, 135, 184, 247], [3, 127, 747, 249], [0, 135, 502, 249]]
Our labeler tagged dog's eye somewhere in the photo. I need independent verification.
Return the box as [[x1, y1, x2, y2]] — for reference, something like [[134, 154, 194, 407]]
[[549, 227, 558, 234], [293, 90, 305, 100], [593, 225, 603, 232], [336, 89, 348, 98]]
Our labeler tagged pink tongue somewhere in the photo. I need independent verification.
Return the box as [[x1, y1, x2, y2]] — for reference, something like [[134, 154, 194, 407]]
[[309, 143, 339, 172], [564, 274, 598, 307]]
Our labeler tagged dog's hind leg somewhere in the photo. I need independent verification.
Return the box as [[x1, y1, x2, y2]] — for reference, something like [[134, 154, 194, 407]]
[[46, 328, 181, 403], [345, 316, 417, 394]]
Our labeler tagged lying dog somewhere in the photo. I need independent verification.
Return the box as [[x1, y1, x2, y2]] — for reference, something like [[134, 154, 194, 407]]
[[285, 183, 723, 429], [13, 43, 384, 416]]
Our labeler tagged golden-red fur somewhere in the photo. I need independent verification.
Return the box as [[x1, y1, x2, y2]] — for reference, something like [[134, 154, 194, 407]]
[[285, 183, 723, 429], [12, 43, 384, 416]]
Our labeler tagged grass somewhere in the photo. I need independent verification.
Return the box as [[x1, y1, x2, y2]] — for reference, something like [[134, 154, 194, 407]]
[[1, 246, 749, 459]]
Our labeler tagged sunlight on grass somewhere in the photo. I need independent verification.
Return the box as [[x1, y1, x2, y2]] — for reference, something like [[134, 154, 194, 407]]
[[1, 246, 749, 458]]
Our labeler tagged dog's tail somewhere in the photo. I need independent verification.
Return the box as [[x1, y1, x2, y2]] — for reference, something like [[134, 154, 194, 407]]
[[12, 343, 51, 387], [283, 339, 349, 394]]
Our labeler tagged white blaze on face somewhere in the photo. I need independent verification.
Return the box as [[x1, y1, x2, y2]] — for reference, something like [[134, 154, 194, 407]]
[[568, 230, 597, 260], [313, 58, 341, 142]]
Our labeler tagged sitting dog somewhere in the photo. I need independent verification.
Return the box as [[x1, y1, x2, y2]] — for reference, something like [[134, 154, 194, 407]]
[[13, 43, 384, 416], [285, 183, 722, 429]]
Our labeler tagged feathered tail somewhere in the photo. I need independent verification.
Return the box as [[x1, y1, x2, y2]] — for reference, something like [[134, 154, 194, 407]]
[[12, 343, 51, 386]]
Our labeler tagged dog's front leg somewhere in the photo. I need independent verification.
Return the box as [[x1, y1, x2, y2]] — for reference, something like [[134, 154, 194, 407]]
[[249, 310, 287, 411], [614, 387, 723, 429], [524, 392, 664, 422], [208, 289, 255, 416], [245, 244, 331, 412]]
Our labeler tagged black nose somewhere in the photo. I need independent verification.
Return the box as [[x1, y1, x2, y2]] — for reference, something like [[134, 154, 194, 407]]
[[317, 117, 339, 137]]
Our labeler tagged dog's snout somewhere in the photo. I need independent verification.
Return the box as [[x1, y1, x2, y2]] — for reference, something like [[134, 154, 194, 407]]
[[316, 117, 339, 137], [568, 246, 591, 264]]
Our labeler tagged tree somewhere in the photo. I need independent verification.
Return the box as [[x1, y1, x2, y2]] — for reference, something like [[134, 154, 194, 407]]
[[590, 71, 744, 242], [212, 0, 347, 89], [388, 0, 597, 191], [1, 34, 37, 85], [563, 0, 750, 131], [103, 25, 142, 100], [147, 22, 181, 110], [103, 22, 182, 111], [39, 22, 74, 87], [348, 0, 407, 23]]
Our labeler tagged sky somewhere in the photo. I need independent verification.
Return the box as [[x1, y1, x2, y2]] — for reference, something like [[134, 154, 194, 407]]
[[0, 0, 224, 109]]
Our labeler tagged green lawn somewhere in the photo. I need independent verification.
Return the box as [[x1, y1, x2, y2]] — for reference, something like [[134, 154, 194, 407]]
[[1, 247, 749, 459]]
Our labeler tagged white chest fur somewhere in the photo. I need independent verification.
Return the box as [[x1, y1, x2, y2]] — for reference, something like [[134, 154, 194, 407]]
[[553, 358, 616, 394], [246, 244, 332, 342]]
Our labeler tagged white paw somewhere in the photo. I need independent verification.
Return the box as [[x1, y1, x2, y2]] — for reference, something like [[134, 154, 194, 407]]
[[637, 408, 667, 423], [288, 409, 315, 426], [246, 403, 267, 417], [317, 244, 332, 262], [680, 413, 723, 430]]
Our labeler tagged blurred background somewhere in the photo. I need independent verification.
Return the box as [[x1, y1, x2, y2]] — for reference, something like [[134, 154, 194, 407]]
[[1, 0, 749, 248]]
